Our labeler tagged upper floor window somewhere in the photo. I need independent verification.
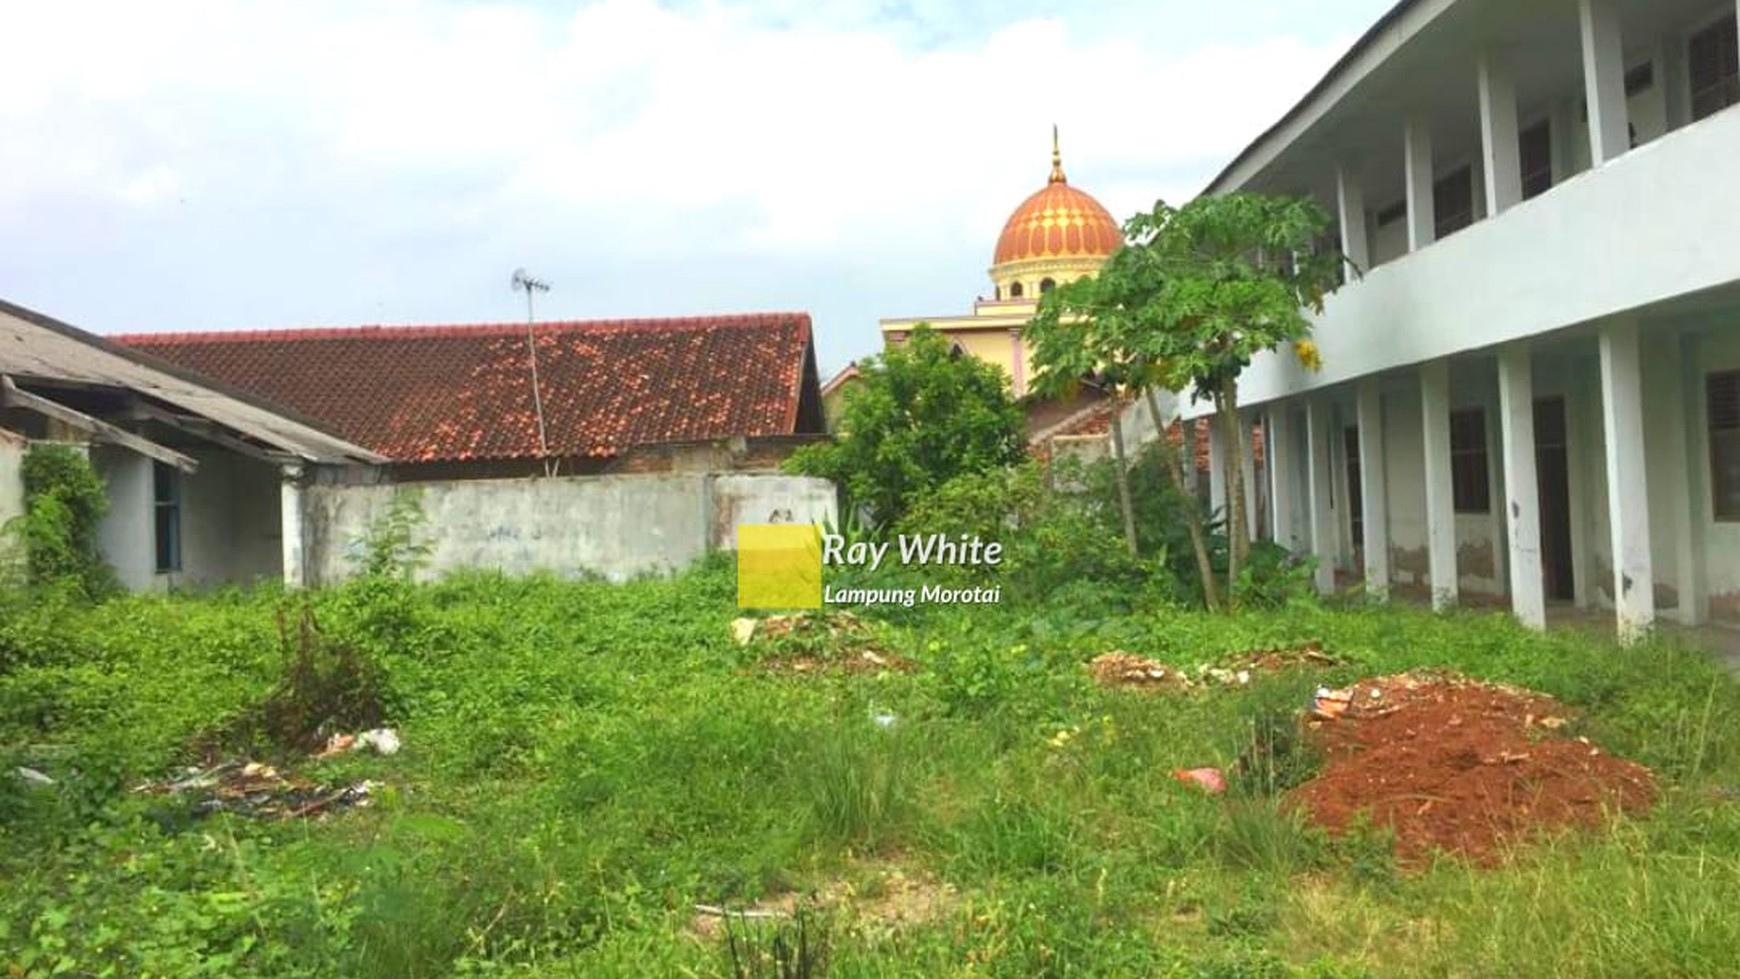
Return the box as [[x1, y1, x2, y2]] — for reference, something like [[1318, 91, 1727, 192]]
[[1449, 408, 1491, 514], [153, 461, 182, 573], [1434, 166, 1474, 239], [1520, 121, 1553, 199], [1710, 369, 1740, 520], [1009, 282, 1024, 299], [1690, 14, 1739, 121], [1039, 278, 1056, 294]]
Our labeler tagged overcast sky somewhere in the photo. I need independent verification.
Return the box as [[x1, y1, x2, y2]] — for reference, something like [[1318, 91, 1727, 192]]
[[0, 0, 1393, 376]]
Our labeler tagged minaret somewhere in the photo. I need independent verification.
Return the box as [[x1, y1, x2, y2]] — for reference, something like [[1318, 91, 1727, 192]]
[[1049, 124, 1067, 184]]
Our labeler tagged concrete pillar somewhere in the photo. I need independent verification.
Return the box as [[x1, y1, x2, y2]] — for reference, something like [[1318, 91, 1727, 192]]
[[1208, 417, 1228, 519], [1656, 36, 1690, 134], [1579, 0, 1630, 166], [1497, 343, 1546, 629], [1008, 330, 1025, 398], [1239, 412, 1259, 540], [1269, 405, 1299, 551], [1356, 379, 1390, 600], [1598, 318, 1654, 641], [281, 464, 306, 589], [1550, 99, 1578, 183], [1478, 52, 1523, 217], [1404, 117, 1437, 252], [1672, 332, 1710, 625], [1307, 397, 1338, 596], [1336, 165, 1370, 278], [1421, 361, 1459, 609]]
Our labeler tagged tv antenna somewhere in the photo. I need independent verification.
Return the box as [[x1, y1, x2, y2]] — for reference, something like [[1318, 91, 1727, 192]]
[[511, 268, 556, 476]]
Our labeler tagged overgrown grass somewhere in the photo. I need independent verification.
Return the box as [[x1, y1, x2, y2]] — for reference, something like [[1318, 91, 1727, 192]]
[[2, 561, 1739, 976]]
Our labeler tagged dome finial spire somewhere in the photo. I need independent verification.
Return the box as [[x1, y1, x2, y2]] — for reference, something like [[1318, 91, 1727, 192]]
[[1049, 124, 1066, 184]]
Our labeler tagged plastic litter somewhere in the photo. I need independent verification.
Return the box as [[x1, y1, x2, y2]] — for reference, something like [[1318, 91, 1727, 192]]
[[1171, 767, 1228, 794], [13, 766, 54, 787], [357, 728, 401, 756], [1312, 686, 1354, 719]]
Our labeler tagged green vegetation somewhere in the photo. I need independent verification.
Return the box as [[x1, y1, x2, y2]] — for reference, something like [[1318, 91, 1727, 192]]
[[1027, 192, 1344, 607], [4, 555, 1740, 977], [785, 325, 1027, 528], [5, 444, 118, 600]]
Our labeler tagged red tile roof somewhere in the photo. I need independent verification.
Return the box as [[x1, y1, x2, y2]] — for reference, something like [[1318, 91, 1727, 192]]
[[113, 313, 819, 464]]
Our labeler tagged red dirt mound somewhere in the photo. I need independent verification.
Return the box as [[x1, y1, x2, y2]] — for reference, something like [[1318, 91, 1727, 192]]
[[1286, 672, 1656, 867]]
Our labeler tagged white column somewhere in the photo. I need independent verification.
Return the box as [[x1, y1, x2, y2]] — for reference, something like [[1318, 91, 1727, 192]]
[[1478, 52, 1523, 217], [1239, 412, 1259, 540], [1404, 117, 1436, 252], [1336, 165, 1370, 278], [1208, 417, 1228, 519], [1356, 379, 1390, 600], [1550, 99, 1578, 183], [1671, 332, 1709, 626], [1307, 397, 1337, 596], [1656, 36, 1689, 134], [1497, 343, 1546, 629], [281, 463, 306, 589], [1421, 361, 1459, 609], [1599, 318, 1654, 641], [1579, 0, 1630, 166], [1269, 405, 1299, 551]]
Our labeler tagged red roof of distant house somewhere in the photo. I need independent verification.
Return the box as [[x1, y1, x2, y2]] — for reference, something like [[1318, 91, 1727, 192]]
[[113, 313, 820, 464]]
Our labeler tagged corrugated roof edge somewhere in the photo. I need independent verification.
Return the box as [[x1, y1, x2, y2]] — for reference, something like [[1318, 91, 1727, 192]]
[[1200, 0, 1421, 197], [0, 296, 386, 465]]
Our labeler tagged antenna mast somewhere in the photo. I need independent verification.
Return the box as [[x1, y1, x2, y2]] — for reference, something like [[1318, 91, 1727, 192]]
[[510, 268, 556, 477]]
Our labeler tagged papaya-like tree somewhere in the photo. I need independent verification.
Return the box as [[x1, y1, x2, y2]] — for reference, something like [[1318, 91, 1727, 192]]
[[1027, 191, 1344, 608]]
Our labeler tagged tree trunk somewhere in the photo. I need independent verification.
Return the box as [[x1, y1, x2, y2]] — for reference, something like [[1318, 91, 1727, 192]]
[[1145, 387, 1220, 610], [1217, 379, 1250, 609], [1108, 413, 1140, 558]]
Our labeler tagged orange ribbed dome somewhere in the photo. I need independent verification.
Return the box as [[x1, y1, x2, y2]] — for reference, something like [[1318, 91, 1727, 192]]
[[992, 132, 1122, 267]]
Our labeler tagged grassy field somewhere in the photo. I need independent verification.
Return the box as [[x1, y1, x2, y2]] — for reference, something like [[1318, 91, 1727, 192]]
[[4, 560, 1740, 977]]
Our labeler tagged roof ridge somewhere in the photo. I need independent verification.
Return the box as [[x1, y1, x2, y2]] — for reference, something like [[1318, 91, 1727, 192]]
[[113, 312, 813, 346]]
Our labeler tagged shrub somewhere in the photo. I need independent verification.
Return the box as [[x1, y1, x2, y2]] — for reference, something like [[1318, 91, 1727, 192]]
[[12, 444, 117, 599]]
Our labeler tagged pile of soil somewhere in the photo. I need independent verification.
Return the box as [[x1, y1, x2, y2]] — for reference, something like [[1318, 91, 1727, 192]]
[[1089, 644, 1340, 692], [732, 612, 915, 675], [1286, 672, 1657, 866]]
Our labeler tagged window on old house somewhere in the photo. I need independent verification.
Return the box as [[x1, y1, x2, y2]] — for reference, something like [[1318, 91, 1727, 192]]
[[1690, 14, 1740, 121], [1434, 166, 1474, 238], [1711, 370, 1740, 520], [1520, 120, 1553, 199], [153, 461, 182, 573], [1450, 408, 1491, 513]]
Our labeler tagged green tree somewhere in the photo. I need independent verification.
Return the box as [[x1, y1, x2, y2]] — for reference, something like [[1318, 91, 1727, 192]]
[[1027, 191, 1343, 607], [784, 326, 1027, 528]]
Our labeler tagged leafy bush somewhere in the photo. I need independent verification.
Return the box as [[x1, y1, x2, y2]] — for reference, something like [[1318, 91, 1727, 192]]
[[785, 326, 1026, 527], [11, 444, 117, 599], [897, 462, 1153, 607], [219, 605, 390, 755]]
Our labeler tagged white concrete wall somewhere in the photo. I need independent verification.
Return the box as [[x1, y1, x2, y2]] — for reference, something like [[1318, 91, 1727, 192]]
[[92, 446, 155, 592], [303, 472, 837, 586], [0, 429, 24, 555], [93, 444, 285, 593], [1193, 107, 1740, 415]]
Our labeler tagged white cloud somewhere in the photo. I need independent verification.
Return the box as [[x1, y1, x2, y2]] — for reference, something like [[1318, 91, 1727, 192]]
[[0, 0, 1358, 365]]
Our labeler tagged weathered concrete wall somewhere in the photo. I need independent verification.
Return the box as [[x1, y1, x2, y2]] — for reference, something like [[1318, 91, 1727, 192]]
[[0, 428, 24, 554], [92, 445, 155, 592], [304, 472, 837, 585], [174, 448, 283, 591]]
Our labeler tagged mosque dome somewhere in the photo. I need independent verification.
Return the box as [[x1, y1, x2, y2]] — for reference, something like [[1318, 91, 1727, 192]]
[[989, 128, 1121, 300]]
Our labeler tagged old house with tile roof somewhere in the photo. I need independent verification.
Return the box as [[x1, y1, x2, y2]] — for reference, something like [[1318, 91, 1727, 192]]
[[116, 312, 827, 481], [0, 298, 381, 592]]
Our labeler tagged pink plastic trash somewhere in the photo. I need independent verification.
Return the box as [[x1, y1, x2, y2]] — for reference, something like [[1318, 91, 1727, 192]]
[[1171, 767, 1228, 794]]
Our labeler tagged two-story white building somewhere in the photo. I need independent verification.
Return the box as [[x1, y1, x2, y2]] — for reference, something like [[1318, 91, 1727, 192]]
[[1174, 0, 1740, 640]]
